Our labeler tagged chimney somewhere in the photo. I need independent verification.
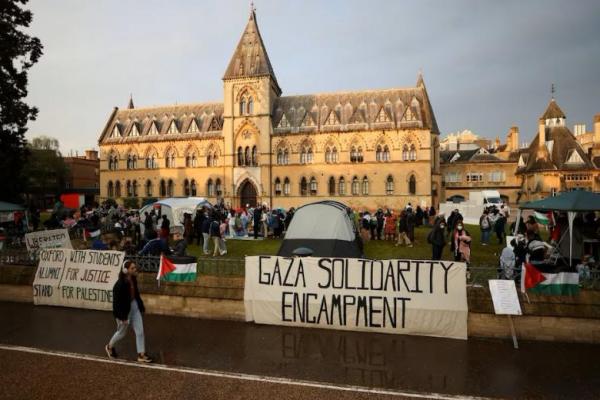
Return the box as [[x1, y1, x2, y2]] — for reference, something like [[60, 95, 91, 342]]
[[495, 136, 501, 149], [594, 114, 600, 144], [537, 118, 547, 159], [85, 150, 98, 160], [507, 126, 519, 152]]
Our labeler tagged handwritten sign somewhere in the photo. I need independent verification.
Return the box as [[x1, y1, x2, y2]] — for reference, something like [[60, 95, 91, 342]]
[[488, 279, 522, 315], [244, 256, 468, 340], [25, 229, 72, 251], [33, 248, 124, 311]]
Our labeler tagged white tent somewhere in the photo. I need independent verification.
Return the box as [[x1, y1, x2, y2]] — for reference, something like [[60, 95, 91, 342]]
[[140, 197, 212, 235]]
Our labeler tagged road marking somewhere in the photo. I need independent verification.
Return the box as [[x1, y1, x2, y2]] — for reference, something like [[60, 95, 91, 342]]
[[0, 344, 490, 400]]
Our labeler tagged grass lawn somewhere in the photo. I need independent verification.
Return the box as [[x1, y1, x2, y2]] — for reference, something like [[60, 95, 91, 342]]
[[187, 224, 506, 269]]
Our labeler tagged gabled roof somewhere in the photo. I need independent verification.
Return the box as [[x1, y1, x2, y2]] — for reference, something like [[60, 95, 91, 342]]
[[541, 99, 566, 120], [223, 10, 280, 94]]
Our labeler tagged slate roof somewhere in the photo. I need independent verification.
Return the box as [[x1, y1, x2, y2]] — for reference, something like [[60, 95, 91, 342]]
[[541, 99, 566, 120], [223, 10, 280, 94]]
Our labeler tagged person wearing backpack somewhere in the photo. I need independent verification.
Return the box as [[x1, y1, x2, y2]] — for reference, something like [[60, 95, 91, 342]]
[[479, 209, 492, 246]]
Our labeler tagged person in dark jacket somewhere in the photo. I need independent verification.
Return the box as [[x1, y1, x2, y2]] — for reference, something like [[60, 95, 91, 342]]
[[105, 260, 152, 363], [253, 206, 263, 239], [171, 230, 187, 256], [193, 209, 205, 246], [201, 212, 212, 255], [428, 221, 447, 260]]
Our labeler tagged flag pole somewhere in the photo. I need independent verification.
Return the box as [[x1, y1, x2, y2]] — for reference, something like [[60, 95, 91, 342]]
[[507, 315, 519, 349]]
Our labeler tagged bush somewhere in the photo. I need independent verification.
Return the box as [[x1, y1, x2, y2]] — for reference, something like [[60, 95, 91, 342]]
[[123, 197, 140, 209]]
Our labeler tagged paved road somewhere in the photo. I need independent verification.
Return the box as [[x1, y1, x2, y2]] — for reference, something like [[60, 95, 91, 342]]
[[0, 301, 599, 399]]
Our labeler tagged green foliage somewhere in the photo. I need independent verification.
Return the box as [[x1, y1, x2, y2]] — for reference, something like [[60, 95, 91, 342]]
[[123, 197, 140, 209], [21, 137, 68, 199], [0, 0, 43, 201]]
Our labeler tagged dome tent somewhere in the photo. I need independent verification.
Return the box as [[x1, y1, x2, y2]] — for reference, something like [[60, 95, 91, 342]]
[[277, 201, 363, 258]]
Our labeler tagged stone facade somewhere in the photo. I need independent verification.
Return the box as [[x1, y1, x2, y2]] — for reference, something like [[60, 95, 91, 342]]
[[97, 10, 441, 211]]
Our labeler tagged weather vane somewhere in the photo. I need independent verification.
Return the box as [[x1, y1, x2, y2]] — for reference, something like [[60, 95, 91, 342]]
[[551, 83, 555, 99]]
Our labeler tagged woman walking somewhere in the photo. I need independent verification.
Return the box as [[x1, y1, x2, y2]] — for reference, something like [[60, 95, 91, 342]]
[[105, 260, 153, 363]]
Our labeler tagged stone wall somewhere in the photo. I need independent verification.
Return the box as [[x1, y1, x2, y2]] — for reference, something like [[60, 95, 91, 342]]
[[2, 265, 600, 343]]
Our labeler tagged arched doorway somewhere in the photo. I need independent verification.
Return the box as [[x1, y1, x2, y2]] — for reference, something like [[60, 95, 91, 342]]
[[238, 179, 257, 208]]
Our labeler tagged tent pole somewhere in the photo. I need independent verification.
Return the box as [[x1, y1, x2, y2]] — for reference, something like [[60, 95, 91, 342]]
[[568, 211, 575, 267], [514, 209, 522, 236]]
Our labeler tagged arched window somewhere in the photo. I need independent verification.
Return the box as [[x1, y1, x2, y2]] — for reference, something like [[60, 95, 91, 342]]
[[409, 144, 417, 161], [351, 177, 359, 195], [362, 176, 369, 195], [212, 152, 218, 166], [332, 147, 338, 163], [274, 178, 282, 196], [159, 179, 166, 197], [376, 145, 382, 162], [357, 147, 363, 162], [251, 146, 258, 166], [207, 179, 214, 196], [240, 97, 246, 115], [191, 179, 197, 196], [115, 181, 122, 198], [300, 177, 308, 196], [107, 181, 114, 198], [145, 180, 152, 197], [146, 152, 157, 169], [386, 175, 394, 195], [244, 146, 250, 166], [215, 178, 222, 197], [325, 147, 331, 163], [383, 145, 390, 161], [283, 177, 291, 196], [126, 180, 132, 197], [133, 180, 138, 197], [310, 177, 318, 196], [350, 146, 363, 163], [300, 144, 313, 164], [277, 149, 283, 165], [184, 179, 190, 196], [402, 144, 409, 161], [207, 153, 213, 167], [167, 179, 174, 197], [284, 149, 289, 164], [409, 175, 416, 195], [166, 150, 176, 168], [247, 97, 254, 114], [237, 147, 244, 166], [186, 151, 197, 167], [328, 177, 336, 196], [338, 177, 346, 195]]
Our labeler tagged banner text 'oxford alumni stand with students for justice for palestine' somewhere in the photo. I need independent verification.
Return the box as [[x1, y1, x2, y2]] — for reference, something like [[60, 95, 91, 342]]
[[244, 256, 469, 340], [33, 248, 124, 311]]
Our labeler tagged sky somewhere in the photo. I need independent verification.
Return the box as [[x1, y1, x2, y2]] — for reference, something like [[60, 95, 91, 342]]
[[24, 0, 600, 155]]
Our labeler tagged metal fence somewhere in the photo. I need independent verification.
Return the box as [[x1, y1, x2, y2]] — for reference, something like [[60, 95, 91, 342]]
[[0, 249, 39, 266], [123, 254, 245, 276]]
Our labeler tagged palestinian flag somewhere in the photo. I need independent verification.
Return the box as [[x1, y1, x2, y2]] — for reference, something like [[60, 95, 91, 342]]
[[534, 211, 553, 226], [157, 255, 197, 282], [521, 262, 579, 296]]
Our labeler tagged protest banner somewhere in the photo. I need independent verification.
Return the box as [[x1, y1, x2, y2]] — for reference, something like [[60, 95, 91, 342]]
[[488, 279, 522, 349], [33, 248, 124, 311], [244, 256, 468, 340], [25, 229, 72, 251]]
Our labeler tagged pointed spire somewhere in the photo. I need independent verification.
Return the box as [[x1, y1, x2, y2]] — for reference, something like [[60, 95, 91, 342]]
[[415, 70, 439, 134], [541, 98, 566, 120], [416, 68, 425, 88], [223, 8, 281, 94], [127, 93, 134, 109]]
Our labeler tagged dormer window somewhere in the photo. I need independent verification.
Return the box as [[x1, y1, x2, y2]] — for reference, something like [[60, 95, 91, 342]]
[[167, 120, 179, 134]]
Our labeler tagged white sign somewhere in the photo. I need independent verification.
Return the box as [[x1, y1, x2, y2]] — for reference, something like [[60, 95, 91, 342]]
[[488, 279, 522, 315], [244, 256, 469, 340], [25, 229, 72, 251], [33, 248, 124, 311]]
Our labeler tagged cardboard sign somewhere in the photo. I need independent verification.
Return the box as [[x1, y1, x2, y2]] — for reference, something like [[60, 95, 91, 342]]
[[25, 229, 72, 251], [488, 279, 522, 315], [33, 248, 124, 311], [245, 256, 469, 340]]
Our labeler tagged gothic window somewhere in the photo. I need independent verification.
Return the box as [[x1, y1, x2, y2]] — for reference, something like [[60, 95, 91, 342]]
[[247, 97, 254, 114], [386, 175, 394, 195], [207, 153, 212, 167], [251, 146, 258, 166], [283, 177, 290, 196], [159, 179, 166, 197], [165, 150, 176, 168], [115, 181, 121, 198], [409, 175, 416, 195], [244, 146, 251, 166], [325, 147, 331, 163], [310, 177, 318, 196], [186, 151, 197, 167], [237, 147, 244, 166], [300, 145, 313, 164], [107, 181, 114, 198], [145, 180, 152, 197], [332, 147, 338, 163], [167, 179, 174, 197], [108, 153, 119, 170], [184, 179, 190, 196], [409, 144, 417, 161], [383, 145, 390, 161], [351, 176, 359, 195], [328, 177, 336, 196], [126, 180, 132, 197], [402, 144, 409, 161], [338, 177, 346, 195], [274, 178, 282, 196], [146, 152, 158, 169], [350, 146, 363, 163], [207, 179, 214, 196], [240, 98, 246, 115], [300, 177, 308, 196], [167, 120, 179, 134], [133, 180, 138, 197], [362, 176, 369, 195], [376, 145, 382, 162], [190, 179, 197, 196], [215, 179, 222, 197], [148, 121, 159, 135]]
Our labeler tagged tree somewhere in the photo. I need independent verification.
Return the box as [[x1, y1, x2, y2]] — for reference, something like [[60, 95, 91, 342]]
[[22, 136, 68, 208], [0, 0, 43, 202]]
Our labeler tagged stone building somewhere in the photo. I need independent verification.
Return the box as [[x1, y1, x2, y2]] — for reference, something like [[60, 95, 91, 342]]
[[98, 10, 441, 210]]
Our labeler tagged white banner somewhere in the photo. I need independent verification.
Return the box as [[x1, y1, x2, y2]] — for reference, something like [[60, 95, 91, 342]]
[[245, 256, 468, 340], [25, 229, 72, 251], [33, 248, 124, 311]]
